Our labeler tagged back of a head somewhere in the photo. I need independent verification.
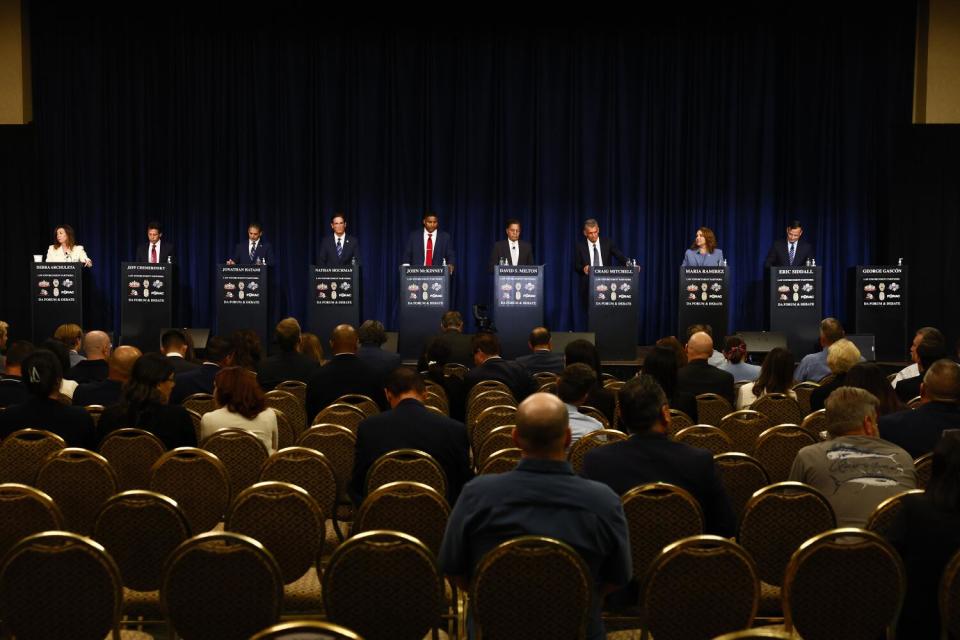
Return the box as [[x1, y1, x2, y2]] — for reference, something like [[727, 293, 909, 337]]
[[274, 318, 302, 353], [845, 362, 903, 414], [819, 317, 845, 345], [385, 367, 426, 397], [300, 333, 324, 364], [824, 386, 878, 437], [160, 329, 188, 353], [755, 347, 795, 395], [424, 338, 452, 367], [722, 335, 747, 364], [917, 338, 950, 371], [5, 340, 35, 368], [53, 323, 82, 348], [686, 331, 714, 359], [564, 339, 600, 375], [642, 347, 678, 397], [826, 339, 860, 374], [918, 326, 946, 344], [357, 320, 388, 346], [618, 375, 668, 434], [204, 335, 232, 364], [528, 327, 551, 348], [130, 353, 175, 389], [514, 392, 569, 455], [922, 359, 960, 402], [655, 336, 687, 368], [329, 324, 359, 355], [21, 350, 62, 399], [685, 324, 713, 342], [109, 346, 141, 379], [441, 311, 463, 331], [928, 434, 960, 511], [230, 329, 263, 369], [40, 339, 72, 373], [214, 366, 265, 419], [472, 332, 500, 357], [557, 363, 597, 405], [82, 331, 111, 359]]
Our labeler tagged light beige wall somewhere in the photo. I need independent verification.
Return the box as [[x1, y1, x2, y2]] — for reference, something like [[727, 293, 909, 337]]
[[916, 0, 960, 124], [0, 0, 30, 125]]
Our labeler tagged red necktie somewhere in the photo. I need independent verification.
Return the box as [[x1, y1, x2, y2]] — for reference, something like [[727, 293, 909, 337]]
[[425, 234, 434, 266], [151, 244, 157, 263]]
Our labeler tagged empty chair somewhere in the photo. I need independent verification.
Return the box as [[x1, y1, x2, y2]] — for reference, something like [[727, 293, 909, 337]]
[[259, 447, 339, 528], [791, 381, 819, 416], [353, 481, 450, 556], [718, 409, 771, 454], [0, 428, 66, 484], [714, 453, 770, 522], [35, 448, 118, 535], [667, 409, 694, 437], [0, 484, 63, 561], [567, 429, 628, 474], [533, 371, 559, 386], [470, 404, 518, 454], [99, 428, 166, 491], [478, 447, 522, 474], [201, 427, 270, 496], [475, 425, 515, 466], [275, 380, 308, 405], [466, 390, 515, 430], [799, 409, 828, 440], [753, 425, 816, 483], [251, 620, 363, 640], [273, 408, 296, 449], [334, 394, 380, 418], [182, 392, 215, 416], [297, 423, 357, 530], [466, 380, 513, 406], [696, 393, 734, 427], [150, 448, 230, 533], [365, 449, 447, 498], [866, 489, 925, 538], [674, 425, 734, 455], [751, 394, 806, 427], [311, 403, 366, 433], [265, 389, 308, 439]]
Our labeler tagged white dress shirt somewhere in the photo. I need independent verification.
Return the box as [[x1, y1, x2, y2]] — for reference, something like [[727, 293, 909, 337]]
[[509, 241, 519, 265]]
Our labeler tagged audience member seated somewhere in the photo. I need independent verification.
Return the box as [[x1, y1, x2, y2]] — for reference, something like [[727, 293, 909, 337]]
[[349, 368, 472, 506], [886, 435, 960, 639], [305, 324, 388, 420], [53, 323, 85, 367], [72, 345, 141, 407], [299, 332, 325, 365], [582, 375, 735, 536], [736, 347, 796, 410], [0, 340, 33, 407], [170, 335, 232, 404], [0, 349, 96, 448], [557, 364, 604, 445], [257, 318, 321, 391], [676, 331, 735, 404], [439, 392, 631, 640], [229, 329, 263, 372], [160, 329, 200, 374], [641, 346, 698, 422], [895, 336, 950, 404], [564, 339, 616, 425], [65, 330, 111, 383], [880, 359, 960, 459], [464, 333, 537, 401], [685, 324, 725, 367], [718, 335, 761, 382], [356, 319, 402, 380], [429, 310, 473, 368], [655, 335, 687, 368], [98, 353, 197, 450], [201, 366, 278, 453], [845, 362, 905, 416], [789, 386, 915, 527], [42, 339, 78, 400], [809, 338, 861, 411], [422, 338, 467, 422], [794, 317, 848, 382], [516, 327, 565, 375], [891, 326, 944, 389]]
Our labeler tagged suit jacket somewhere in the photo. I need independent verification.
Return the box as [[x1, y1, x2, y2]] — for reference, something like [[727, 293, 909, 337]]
[[66, 359, 109, 383], [764, 239, 814, 268], [0, 377, 28, 408], [165, 355, 200, 375], [317, 234, 360, 266], [257, 351, 321, 391], [809, 372, 847, 412], [488, 239, 534, 271], [135, 241, 175, 263], [681, 248, 724, 267], [357, 345, 403, 381], [230, 240, 275, 265], [402, 230, 455, 267], [676, 359, 735, 405], [574, 237, 628, 275], [516, 350, 565, 375], [894, 374, 923, 404], [0, 397, 97, 449], [305, 353, 389, 421], [349, 398, 472, 505], [464, 357, 538, 401], [97, 401, 197, 450], [421, 331, 474, 369], [72, 378, 123, 407], [880, 402, 960, 459], [170, 363, 220, 404], [581, 431, 735, 537]]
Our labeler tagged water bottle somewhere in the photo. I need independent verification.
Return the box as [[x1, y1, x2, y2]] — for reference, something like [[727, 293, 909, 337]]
[[805, 258, 811, 267], [811, 258, 816, 267], [167, 255, 172, 264], [351, 256, 358, 266], [897, 257, 903, 267]]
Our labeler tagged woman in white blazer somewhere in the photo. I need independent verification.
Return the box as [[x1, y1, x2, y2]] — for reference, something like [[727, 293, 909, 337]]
[[45, 224, 92, 267]]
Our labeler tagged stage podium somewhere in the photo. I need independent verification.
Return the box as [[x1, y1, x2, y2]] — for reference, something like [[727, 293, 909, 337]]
[[308, 265, 361, 344], [31, 263, 83, 344], [853, 265, 907, 361], [769, 266, 822, 358], [677, 266, 729, 338], [398, 266, 450, 360], [493, 265, 545, 359], [120, 262, 173, 351], [216, 265, 269, 348], [588, 266, 640, 361]]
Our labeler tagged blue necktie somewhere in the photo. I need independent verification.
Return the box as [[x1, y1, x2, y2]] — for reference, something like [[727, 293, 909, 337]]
[[788, 243, 795, 266], [336, 238, 343, 259], [249, 242, 256, 262]]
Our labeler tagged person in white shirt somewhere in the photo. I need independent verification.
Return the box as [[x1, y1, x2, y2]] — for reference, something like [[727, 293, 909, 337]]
[[557, 363, 604, 446], [891, 327, 944, 388], [488, 218, 535, 271], [45, 225, 92, 267], [737, 347, 798, 410], [200, 366, 278, 453]]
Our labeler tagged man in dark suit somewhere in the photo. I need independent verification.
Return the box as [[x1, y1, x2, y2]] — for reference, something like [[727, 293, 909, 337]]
[[316, 212, 361, 266], [305, 324, 389, 421], [574, 218, 629, 306], [895, 336, 950, 404], [0, 340, 33, 407], [487, 218, 534, 271], [582, 374, 735, 536], [160, 329, 200, 375], [258, 318, 321, 391], [356, 320, 402, 381], [764, 220, 815, 268], [73, 345, 140, 407], [463, 333, 537, 401], [349, 368, 472, 505], [881, 359, 960, 459], [66, 330, 111, 383], [516, 327, 564, 375], [227, 221, 275, 266], [170, 335, 232, 404], [134, 221, 175, 264], [402, 212, 455, 273], [422, 311, 473, 369], [676, 331, 735, 404]]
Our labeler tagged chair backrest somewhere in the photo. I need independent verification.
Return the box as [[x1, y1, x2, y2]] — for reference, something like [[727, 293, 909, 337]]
[[0, 483, 63, 561], [272, 408, 295, 449], [275, 380, 307, 405], [908, 395, 923, 408], [714, 453, 771, 523], [443, 363, 469, 379], [162, 532, 283, 640], [201, 427, 271, 496], [185, 408, 203, 442], [621, 482, 704, 582], [0, 531, 123, 640], [472, 535, 591, 640], [667, 409, 694, 437], [423, 391, 449, 415], [738, 481, 836, 588], [92, 489, 191, 592], [696, 393, 734, 427], [0, 428, 66, 484], [712, 629, 795, 639], [35, 448, 118, 535], [323, 530, 442, 640], [182, 392, 215, 416], [423, 380, 448, 403], [478, 448, 522, 474], [604, 379, 626, 391], [226, 481, 325, 584], [150, 447, 230, 533], [915, 452, 934, 489], [718, 409, 771, 454], [941, 546, 960, 639], [264, 389, 307, 441], [578, 405, 610, 429], [751, 393, 806, 427], [674, 425, 734, 455], [297, 424, 357, 504], [99, 427, 167, 491], [466, 390, 516, 428], [259, 446, 338, 525], [538, 380, 558, 394], [250, 620, 363, 640], [475, 424, 515, 466], [334, 394, 380, 418], [866, 488, 925, 539], [466, 380, 514, 406], [353, 481, 450, 556], [532, 371, 559, 386], [791, 382, 819, 416], [783, 528, 905, 640], [84, 403, 105, 427], [311, 403, 366, 433], [642, 535, 759, 640], [753, 424, 817, 483], [567, 428, 628, 474], [799, 409, 828, 440], [471, 404, 518, 453], [365, 449, 447, 497]]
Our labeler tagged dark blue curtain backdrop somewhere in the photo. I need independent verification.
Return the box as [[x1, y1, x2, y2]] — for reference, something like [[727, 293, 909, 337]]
[[24, 4, 916, 347]]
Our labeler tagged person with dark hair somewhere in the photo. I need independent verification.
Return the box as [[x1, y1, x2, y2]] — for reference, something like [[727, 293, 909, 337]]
[[201, 366, 278, 452], [677, 332, 735, 404], [718, 335, 760, 382], [488, 218, 534, 270], [53, 323, 85, 367], [557, 363, 604, 445], [356, 319, 402, 381], [844, 362, 905, 416], [402, 212, 455, 273], [170, 335, 232, 404], [227, 221, 274, 265], [421, 338, 467, 422], [423, 310, 472, 368], [97, 353, 196, 450], [655, 336, 687, 368], [0, 340, 34, 407], [642, 346, 698, 422], [42, 338, 79, 400], [161, 329, 200, 374], [681, 227, 724, 267], [45, 224, 92, 267], [892, 326, 946, 389], [564, 339, 616, 424], [317, 212, 360, 266], [135, 220, 174, 263], [0, 350, 96, 447], [880, 359, 960, 459], [894, 336, 951, 404], [582, 375, 735, 537], [66, 330, 111, 383], [229, 329, 263, 372], [736, 347, 796, 410], [763, 219, 813, 268], [516, 327, 564, 375], [73, 346, 141, 408], [299, 333, 325, 365], [257, 318, 320, 391], [305, 324, 388, 421], [440, 393, 631, 640], [463, 333, 537, 401], [350, 367, 471, 505], [887, 435, 960, 638], [794, 317, 850, 382]]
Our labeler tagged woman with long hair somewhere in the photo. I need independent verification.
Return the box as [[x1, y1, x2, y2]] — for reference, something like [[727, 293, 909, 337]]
[[45, 224, 93, 267], [681, 227, 724, 267], [200, 366, 278, 452], [736, 347, 796, 409], [299, 332, 325, 365], [845, 362, 905, 416], [642, 346, 698, 422]]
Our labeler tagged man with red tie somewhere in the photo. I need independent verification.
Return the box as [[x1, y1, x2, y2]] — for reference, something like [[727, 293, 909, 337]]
[[135, 221, 175, 264], [402, 212, 456, 273]]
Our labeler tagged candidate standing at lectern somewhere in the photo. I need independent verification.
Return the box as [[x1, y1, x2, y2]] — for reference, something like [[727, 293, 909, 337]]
[[402, 212, 455, 273], [488, 218, 534, 271], [574, 218, 628, 304], [227, 221, 274, 265], [764, 220, 814, 268], [317, 213, 361, 266], [135, 221, 175, 264]]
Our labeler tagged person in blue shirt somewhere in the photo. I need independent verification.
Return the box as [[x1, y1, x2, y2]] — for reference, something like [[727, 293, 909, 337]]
[[794, 317, 847, 382], [681, 227, 724, 267]]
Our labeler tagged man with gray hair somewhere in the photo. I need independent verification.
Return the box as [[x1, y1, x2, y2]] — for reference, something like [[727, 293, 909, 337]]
[[880, 359, 960, 458], [794, 317, 849, 382], [789, 386, 916, 527], [573, 218, 629, 309]]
